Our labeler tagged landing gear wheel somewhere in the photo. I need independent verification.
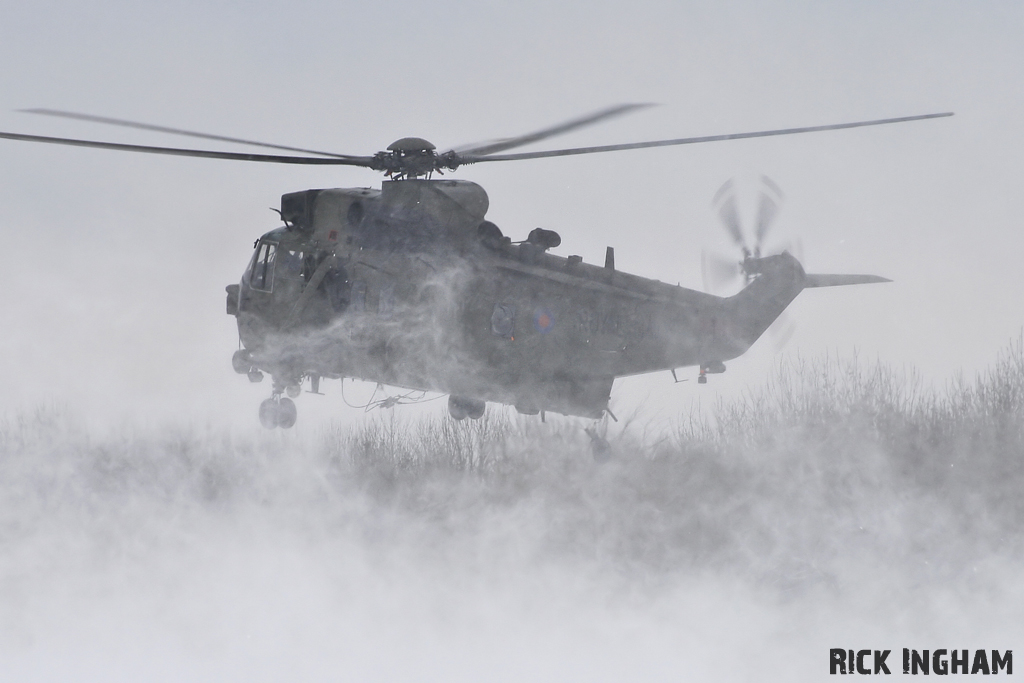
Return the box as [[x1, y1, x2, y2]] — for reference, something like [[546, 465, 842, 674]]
[[277, 397, 297, 429], [259, 398, 279, 429], [232, 349, 253, 374], [466, 401, 485, 420], [448, 395, 468, 421], [448, 396, 485, 421]]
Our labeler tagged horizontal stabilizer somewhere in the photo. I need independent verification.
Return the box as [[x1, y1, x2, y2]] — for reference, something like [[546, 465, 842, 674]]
[[804, 273, 891, 288]]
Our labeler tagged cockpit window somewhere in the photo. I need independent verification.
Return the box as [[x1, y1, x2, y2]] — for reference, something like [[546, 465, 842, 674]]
[[250, 242, 277, 291]]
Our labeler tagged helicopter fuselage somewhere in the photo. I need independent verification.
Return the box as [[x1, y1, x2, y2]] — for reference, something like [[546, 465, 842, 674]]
[[227, 178, 805, 418], [0, 103, 934, 425]]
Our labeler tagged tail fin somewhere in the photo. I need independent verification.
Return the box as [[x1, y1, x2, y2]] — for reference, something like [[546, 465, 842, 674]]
[[803, 273, 891, 288]]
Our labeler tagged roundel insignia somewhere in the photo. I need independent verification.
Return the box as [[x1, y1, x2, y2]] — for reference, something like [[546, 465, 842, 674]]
[[533, 306, 555, 334]]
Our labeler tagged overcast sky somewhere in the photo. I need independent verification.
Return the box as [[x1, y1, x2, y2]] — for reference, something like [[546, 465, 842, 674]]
[[0, 0, 1020, 430]]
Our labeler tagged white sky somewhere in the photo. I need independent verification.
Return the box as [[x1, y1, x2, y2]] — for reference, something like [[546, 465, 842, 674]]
[[0, 0, 1020, 431]]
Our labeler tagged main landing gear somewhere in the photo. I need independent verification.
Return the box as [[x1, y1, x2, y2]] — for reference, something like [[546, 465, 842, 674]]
[[259, 396, 297, 429], [233, 349, 304, 429], [448, 395, 486, 421]]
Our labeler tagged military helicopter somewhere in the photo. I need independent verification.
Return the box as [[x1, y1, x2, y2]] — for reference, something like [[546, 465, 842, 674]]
[[0, 105, 952, 428]]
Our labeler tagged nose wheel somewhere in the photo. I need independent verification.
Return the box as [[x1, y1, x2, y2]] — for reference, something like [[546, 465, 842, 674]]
[[259, 396, 297, 429]]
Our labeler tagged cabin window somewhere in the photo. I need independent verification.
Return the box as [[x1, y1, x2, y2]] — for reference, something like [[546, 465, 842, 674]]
[[276, 249, 304, 279], [250, 242, 277, 291]]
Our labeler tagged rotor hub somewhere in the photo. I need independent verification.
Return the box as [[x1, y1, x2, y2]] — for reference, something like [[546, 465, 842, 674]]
[[373, 137, 461, 179], [386, 137, 436, 153]]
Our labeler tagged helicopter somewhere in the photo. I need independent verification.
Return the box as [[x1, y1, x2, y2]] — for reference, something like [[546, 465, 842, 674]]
[[0, 105, 952, 428]]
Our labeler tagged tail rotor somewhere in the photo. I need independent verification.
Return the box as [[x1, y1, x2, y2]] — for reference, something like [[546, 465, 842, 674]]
[[702, 175, 797, 351], [753, 175, 783, 257], [703, 175, 789, 293]]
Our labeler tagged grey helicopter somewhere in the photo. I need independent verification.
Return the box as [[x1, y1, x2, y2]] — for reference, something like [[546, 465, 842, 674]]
[[0, 105, 952, 429]]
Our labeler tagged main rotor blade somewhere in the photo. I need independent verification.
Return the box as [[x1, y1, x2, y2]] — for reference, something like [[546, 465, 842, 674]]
[[21, 108, 354, 159], [460, 112, 954, 163], [0, 131, 376, 165], [451, 103, 655, 156]]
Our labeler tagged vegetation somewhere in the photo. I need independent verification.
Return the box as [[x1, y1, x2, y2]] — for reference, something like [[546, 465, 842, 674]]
[[2, 339, 1024, 602]]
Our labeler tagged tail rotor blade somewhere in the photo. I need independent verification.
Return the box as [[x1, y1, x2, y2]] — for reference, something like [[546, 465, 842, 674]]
[[713, 180, 747, 251], [702, 249, 743, 294], [760, 174, 784, 199], [754, 193, 778, 248], [754, 175, 784, 254]]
